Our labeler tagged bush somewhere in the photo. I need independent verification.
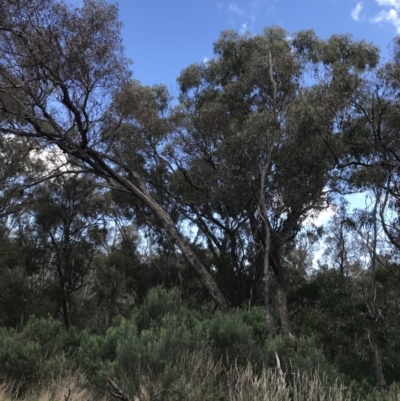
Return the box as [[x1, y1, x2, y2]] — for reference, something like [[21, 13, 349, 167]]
[[205, 311, 264, 369], [0, 316, 74, 393], [132, 286, 202, 332], [264, 334, 343, 387], [0, 327, 41, 382]]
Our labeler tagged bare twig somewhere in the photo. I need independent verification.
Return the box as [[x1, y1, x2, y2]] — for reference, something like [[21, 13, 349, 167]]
[[102, 373, 130, 401], [275, 352, 286, 387], [64, 388, 71, 401]]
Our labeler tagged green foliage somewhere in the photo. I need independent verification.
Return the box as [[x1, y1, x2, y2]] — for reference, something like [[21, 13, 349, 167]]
[[205, 311, 264, 368], [0, 2, 399, 392], [19, 316, 64, 358], [77, 289, 269, 395], [80, 288, 343, 383], [265, 335, 332, 375], [0, 316, 72, 386], [133, 287, 190, 331], [76, 290, 214, 398], [0, 327, 41, 382], [234, 306, 268, 343], [113, 315, 204, 390], [1, 289, 400, 400], [0, 267, 27, 328], [131, 290, 268, 370]]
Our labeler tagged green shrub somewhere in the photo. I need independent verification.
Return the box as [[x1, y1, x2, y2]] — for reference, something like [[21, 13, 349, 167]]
[[133, 286, 182, 331], [0, 328, 41, 382], [132, 286, 202, 332], [264, 334, 342, 385], [82, 314, 211, 399], [0, 316, 73, 391], [236, 306, 268, 344], [20, 315, 65, 358], [116, 315, 202, 374], [205, 311, 264, 368]]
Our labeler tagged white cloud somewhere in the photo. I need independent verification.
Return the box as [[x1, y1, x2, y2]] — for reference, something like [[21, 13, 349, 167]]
[[203, 56, 209, 64], [29, 146, 71, 176], [375, 0, 400, 9], [351, 2, 363, 21], [372, 8, 400, 32], [372, 0, 400, 32], [303, 207, 335, 228], [228, 3, 244, 16], [225, 0, 276, 34], [217, 2, 223, 9]]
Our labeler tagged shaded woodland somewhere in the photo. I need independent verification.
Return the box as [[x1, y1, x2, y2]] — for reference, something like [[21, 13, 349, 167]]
[[1, 0, 400, 399]]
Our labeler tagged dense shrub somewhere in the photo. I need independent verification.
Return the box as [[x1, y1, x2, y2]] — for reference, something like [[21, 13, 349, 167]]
[[132, 286, 203, 332], [203, 311, 264, 368], [2, 288, 400, 400], [0, 316, 75, 393]]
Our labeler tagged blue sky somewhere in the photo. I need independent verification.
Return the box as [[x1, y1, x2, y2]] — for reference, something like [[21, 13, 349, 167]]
[[106, 0, 400, 94]]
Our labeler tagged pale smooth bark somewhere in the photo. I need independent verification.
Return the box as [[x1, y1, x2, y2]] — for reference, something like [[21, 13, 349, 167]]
[[369, 185, 386, 389]]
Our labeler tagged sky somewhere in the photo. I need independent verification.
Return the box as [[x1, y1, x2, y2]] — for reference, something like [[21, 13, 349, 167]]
[[104, 0, 400, 95]]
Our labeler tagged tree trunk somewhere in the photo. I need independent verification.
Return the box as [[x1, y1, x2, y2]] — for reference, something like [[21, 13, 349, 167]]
[[112, 170, 231, 313], [259, 156, 273, 334], [145, 198, 230, 312], [276, 284, 291, 333], [260, 201, 272, 334], [57, 261, 71, 329], [368, 183, 386, 389], [263, 232, 272, 335], [270, 247, 292, 333], [61, 296, 70, 330], [369, 316, 386, 389]]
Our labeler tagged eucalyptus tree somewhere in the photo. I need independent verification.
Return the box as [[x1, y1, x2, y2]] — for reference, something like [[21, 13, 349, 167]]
[[173, 28, 379, 331], [368, 39, 400, 257], [21, 175, 107, 329], [330, 36, 400, 388], [0, 0, 229, 312]]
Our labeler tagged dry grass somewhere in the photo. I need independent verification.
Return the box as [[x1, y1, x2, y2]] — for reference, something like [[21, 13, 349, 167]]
[[113, 350, 225, 401], [1, 361, 400, 401], [226, 363, 354, 401], [0, 374, 106, 401], [0, 369, 355, 401]]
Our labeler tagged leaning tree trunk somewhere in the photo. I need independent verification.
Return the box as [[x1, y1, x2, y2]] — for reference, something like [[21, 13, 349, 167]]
[[93, 159, 231, 313]]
